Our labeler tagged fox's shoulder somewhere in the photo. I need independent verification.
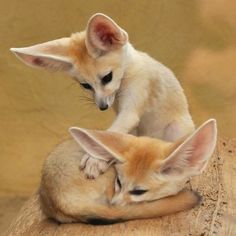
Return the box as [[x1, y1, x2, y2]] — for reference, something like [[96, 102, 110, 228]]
[[125, 45, 177, 83]]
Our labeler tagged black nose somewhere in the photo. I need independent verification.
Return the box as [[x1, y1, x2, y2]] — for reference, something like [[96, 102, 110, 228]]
[[99, 104, 108, 111]]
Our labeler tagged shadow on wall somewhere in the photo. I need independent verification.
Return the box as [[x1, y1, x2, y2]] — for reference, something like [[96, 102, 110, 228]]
[[0, 0, 235, 197]]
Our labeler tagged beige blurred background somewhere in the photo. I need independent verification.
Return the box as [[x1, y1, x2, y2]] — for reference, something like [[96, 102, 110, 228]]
[[0, 0, 236, 231]]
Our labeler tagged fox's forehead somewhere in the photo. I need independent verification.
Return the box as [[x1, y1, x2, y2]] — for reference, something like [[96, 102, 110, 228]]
[[68, 32, 124, 82], [68, 32, 96, 81], [122, 138, 171, 180]]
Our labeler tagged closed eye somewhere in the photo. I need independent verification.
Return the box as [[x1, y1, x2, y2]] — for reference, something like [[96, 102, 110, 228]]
[[129, 189, 148, 195], [80, 83, 92, 90], [101, 71, 112, 85]]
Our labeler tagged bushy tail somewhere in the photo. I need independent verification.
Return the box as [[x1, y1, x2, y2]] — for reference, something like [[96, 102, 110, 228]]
[[83, 190, 201, 224], [4, 194, 47, 236]]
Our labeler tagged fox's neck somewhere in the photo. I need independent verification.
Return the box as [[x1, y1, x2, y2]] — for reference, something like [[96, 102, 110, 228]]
[[112, 43, 149, 112], [119, 43, 153, 91], [122, 43, 153, 81], [116, 43, 191, 120], [124, 43, 141, 70]]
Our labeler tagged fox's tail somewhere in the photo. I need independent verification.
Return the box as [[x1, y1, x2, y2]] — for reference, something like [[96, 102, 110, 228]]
[[83, 190, 201, 224], [4, 194, 47, 236]]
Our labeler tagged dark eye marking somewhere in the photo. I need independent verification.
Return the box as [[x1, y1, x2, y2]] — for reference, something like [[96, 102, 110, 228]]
[[129, 189, 148, 195], [101, 71, 113, 85], [116, 176, 122, 188], [80, 83, 92, 90]]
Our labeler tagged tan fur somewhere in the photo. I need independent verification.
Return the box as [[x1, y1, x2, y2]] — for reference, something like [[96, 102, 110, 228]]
[[69, 32, 95, 81], [88, 134, 168, 180], [69, 120, 216, 205], [39, 119, 217, 222], [40, 138, 200, 223]]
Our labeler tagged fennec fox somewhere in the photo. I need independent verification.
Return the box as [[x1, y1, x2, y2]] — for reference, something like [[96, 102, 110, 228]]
[[40, 119, 216, 223], [11, 13, 194, 177]]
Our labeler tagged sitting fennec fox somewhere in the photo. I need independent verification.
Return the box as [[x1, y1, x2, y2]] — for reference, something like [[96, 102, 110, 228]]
[[11, 13, 194, 178], [40, 119, 216, 223]]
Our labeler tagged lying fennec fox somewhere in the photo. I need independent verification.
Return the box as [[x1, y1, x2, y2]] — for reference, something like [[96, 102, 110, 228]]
[[40, 119, 216, 223], [11, 13, 194, 178]]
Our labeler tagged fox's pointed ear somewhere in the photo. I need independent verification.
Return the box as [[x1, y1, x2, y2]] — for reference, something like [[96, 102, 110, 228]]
[[160, 119, 217, 178], [85, 13, 128, 57], [69, 127, 130, 163], [10, 38, 73, 71]]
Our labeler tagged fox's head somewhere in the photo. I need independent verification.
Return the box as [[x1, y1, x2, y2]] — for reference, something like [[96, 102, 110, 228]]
[[10, 13, 129, 110], [70, 119, 217, 205]]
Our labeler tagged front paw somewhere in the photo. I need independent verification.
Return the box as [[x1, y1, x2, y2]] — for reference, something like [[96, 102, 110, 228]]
[[80, 154, 110, 179]]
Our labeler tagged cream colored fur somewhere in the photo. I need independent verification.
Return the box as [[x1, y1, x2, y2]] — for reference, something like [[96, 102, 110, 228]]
[[11, 13, 194, 177], [38, 119, 216, 223]]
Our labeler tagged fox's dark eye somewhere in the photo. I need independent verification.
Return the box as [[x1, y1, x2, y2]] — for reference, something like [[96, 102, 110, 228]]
[[116, 176, 122, 188], [101, 71, 113, 85], [80, 83, 92, 90], [129, 189, 148, 195]]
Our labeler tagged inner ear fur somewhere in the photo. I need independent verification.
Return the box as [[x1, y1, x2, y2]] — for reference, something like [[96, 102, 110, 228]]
[[85, 13, 128, 57], [10, 38, 73, 71], [69, 128, 134, 163], [160, 119, 217, 177]]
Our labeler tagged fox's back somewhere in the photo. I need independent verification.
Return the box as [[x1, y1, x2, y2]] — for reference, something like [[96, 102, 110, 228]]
[[40, 139, 116, 223], [120, 49, 194, 140]]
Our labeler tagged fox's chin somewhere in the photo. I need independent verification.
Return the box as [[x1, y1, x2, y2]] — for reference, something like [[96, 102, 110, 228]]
[[110, 199, 127, 206]]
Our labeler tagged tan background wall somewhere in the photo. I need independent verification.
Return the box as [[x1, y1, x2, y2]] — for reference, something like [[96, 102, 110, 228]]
[[0, 0, 236, 197]]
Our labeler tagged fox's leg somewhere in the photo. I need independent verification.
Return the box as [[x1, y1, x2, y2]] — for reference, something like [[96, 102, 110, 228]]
[[108, 111, 140, 133], [81, 111, 141, 178], [79, 154, 110, 179], [81, 86, 146, 178], [83, 190, 201, 223]]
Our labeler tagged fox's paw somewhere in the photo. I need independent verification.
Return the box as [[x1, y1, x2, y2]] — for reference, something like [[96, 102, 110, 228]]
[[79, 154, 109, 179]]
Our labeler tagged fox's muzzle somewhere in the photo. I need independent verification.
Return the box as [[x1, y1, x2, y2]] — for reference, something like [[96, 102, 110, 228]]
[[95, 94, 115, 111], [99, 103, 109, 111]]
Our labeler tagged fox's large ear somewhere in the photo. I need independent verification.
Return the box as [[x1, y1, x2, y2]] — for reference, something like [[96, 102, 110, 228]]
[[10, 38, 73, 72], [69, 127, 131, 163], [160, 119, 217, 178], [85, 13, 128, 57]]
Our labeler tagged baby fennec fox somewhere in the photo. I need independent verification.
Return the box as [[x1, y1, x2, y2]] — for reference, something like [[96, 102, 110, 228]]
[[40, 119, 216, 223], [11, 13, 194, 178]]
